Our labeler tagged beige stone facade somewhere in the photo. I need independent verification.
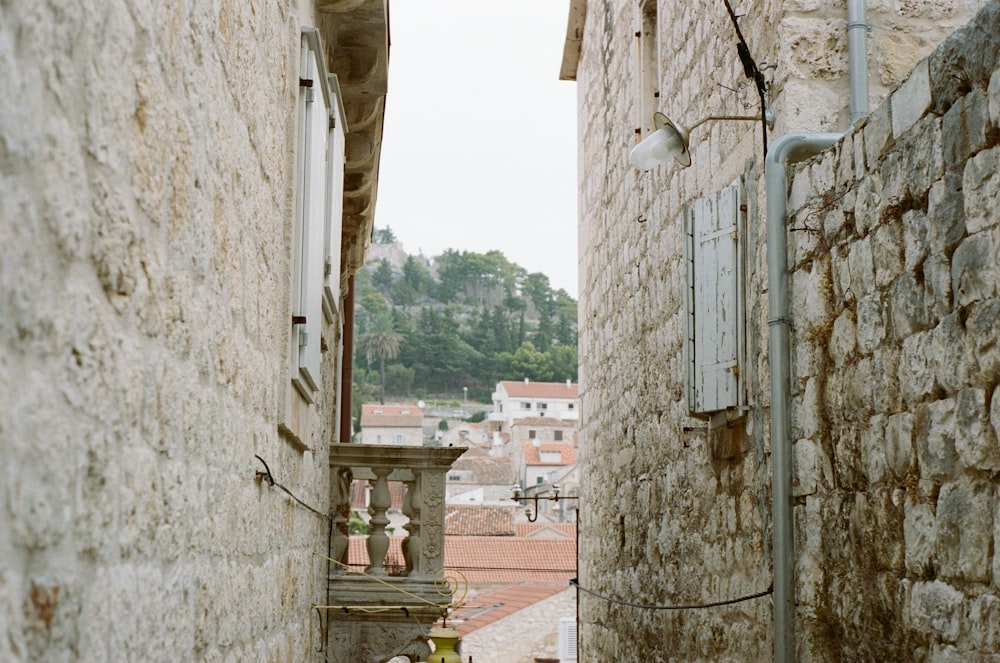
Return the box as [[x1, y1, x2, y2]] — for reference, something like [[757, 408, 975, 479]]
[[569, 0, 999, 660], [1, 1, 392, 661]]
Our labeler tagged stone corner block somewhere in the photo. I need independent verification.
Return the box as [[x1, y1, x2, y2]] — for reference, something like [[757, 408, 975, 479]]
[[892, 59, 932, 140]]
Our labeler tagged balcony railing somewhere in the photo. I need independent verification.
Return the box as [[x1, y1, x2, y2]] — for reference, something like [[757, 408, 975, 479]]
[[326, 444, 467, 662]]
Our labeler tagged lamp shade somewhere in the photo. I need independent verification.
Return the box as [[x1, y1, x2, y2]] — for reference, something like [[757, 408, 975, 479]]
[[628, 112, 692, 170]]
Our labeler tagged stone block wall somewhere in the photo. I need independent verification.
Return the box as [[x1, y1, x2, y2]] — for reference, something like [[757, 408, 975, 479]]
[[575, 0, 995, 660], [460, 588, 576, 663], [785, 4, 1000, 658], [1, 1, 347, 661]]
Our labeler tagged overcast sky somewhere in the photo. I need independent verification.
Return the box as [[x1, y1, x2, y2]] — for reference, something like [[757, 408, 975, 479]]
[[375, 1, 579, 297]]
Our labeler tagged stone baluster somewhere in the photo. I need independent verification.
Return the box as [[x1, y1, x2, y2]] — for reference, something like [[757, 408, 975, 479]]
[[366, 466, 392, 576], [401, 471, 423, 577], [331, 467, 352, 572]]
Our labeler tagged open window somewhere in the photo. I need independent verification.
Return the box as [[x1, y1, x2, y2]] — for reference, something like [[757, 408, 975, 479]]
[[292, 30, 347, 403]]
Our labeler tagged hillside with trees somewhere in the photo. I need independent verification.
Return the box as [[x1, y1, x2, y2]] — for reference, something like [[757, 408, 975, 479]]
[[354, 227, 578, 412]]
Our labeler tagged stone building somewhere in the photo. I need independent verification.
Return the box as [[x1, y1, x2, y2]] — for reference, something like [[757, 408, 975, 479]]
[[2, 1, 464, 662], [563, 0, 1000, 660], [359, 403, 426, 446]]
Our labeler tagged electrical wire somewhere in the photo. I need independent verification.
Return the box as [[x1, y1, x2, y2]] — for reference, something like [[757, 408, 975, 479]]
[[721, 0, 769, 156], [570, 578, 772, 611], [255, 454, 331, 521]]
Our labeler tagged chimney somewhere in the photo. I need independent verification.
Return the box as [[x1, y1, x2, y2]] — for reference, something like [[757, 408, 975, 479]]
[[524, 377, 529, 384], [566, 379, 571, 388]]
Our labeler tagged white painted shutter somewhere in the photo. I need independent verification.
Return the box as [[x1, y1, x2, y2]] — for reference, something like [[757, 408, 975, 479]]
[[559, 617, 578, 662], [292, 41, 330, 399], [686, 182, 742, 415], [323, 74, 345, 320]]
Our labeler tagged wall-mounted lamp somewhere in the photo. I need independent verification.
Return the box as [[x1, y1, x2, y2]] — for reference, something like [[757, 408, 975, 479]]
[[510, 484, 579, 523], [629, 110, 775, 171]]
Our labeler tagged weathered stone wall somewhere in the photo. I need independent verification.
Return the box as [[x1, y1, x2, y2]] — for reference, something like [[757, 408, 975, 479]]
[[786, 4, 1000, 658], [1, 1, 345, 661], [575, 0, 995, 660], [460, 588, 576, 663]]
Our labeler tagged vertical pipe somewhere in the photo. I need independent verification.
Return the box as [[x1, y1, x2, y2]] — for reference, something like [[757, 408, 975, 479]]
[[339, 274, 356, 443], [766, 132, 842, 663], [847, 0, 870, 124]]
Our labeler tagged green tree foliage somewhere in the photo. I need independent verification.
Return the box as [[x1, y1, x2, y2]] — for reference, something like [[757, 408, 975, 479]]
[[510, 341, 554, 382], [358, 312, 403, 404], [353, 230, 579, 399], [372, 259, 394, 293], [373, 226, 397, 244]]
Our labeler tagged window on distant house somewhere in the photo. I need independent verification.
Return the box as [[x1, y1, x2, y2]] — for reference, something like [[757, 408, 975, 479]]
[[554, 430, 563, 441], [521, 402, 532, 410], [394, 433, 405, 445], [568, 403, 575, 410], [538, 403, 548, 411], [529, 430, 536, 439], [291, 30, 346, 402]]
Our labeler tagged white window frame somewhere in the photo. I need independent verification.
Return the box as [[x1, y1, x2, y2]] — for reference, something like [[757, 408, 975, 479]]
[[292, 30, 347, 402], [684, 178, 747, 419]]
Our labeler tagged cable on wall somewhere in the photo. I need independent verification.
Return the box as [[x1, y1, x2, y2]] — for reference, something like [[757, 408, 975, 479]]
[[570, 578, 772, 611], [254, 454, 331, 521], [720, 0, 770, 156]]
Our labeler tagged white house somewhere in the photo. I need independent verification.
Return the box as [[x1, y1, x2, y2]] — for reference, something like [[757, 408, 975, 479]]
[[358, 404, 425, 446], [489, 379, 579, 434]]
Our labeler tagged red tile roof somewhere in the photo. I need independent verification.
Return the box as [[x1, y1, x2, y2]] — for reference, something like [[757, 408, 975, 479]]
[[443, 535, 577, 585], [451, 454, 513, 485], [451, 582, 571, 637], [499, 380, 578, 399], [514, 522, 577, 538], [509, 416, 573, 428], [349, 480, 407, 511], [523, 442, 577, 466], [359, 403, 423, 428], [445, 505, 516, 536], [344, 529, 578, 586]]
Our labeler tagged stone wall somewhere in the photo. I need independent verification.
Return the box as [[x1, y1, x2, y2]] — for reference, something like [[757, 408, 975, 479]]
[[1, 1, 350, 661], [460, 588, 576, 663], [575, 0, 995, 660], [786, 4, 1000, 658]]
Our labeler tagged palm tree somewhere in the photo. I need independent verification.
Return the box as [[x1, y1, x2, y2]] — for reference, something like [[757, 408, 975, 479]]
[[358, 313, 403, 404]]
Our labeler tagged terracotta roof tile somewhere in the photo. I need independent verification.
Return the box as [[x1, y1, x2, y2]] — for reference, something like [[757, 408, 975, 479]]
[[349, 480, 407, 510], [523, 442, 577, 466], [443, 535, 577, 585], [451, 454, 513, 484], [444, 505, 516, 536], [509, 416, 573, 427], [359, 403, 423, 428], [343, 530, 578, 587], [499, 381, 579, 399], [513, 522, 577, 538], [452, 582, 571, 637]]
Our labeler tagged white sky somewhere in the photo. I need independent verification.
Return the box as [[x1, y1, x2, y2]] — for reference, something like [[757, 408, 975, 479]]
[[375, 1, 579, 297]]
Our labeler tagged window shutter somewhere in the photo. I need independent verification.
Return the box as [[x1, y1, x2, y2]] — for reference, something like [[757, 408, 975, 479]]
[[559, 617, 578, 661], [292, 38, 331, 400], [685, 181, 744, 415], [323, 74, 346, 320]]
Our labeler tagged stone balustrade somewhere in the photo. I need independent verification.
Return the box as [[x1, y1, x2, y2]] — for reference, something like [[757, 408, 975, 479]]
[[327, 443, 466, 663]]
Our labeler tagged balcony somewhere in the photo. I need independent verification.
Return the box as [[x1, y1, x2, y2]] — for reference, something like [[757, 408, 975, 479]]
[[326, 443, 466, 662]]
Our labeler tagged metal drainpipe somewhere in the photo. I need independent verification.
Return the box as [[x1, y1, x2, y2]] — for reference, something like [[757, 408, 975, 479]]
[[767, 3, 868, 659], [847, 0, 871, 125], [766, 132, 843, 663]]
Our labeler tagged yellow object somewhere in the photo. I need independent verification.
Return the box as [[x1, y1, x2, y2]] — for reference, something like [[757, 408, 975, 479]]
[[428, 626, 462, 663]]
